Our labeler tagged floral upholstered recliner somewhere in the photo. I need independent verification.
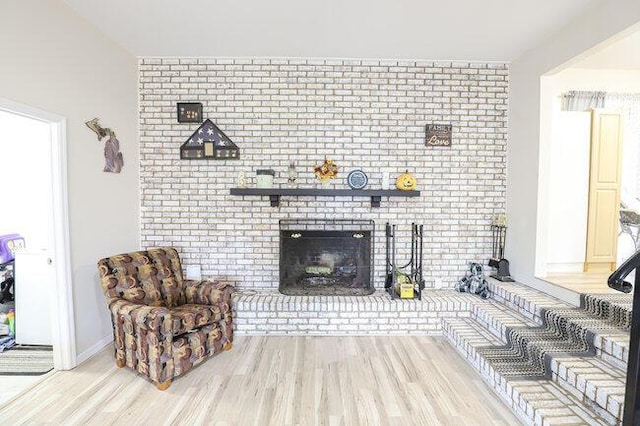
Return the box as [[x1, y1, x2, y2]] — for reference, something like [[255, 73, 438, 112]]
[[97, 247, 234, 390]]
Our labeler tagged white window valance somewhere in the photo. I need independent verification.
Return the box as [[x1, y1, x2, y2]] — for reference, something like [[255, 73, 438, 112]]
[[560, 90, 606, 111]]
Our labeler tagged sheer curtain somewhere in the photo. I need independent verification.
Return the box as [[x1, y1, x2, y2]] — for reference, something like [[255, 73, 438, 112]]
[[560, 90, 606, 111]]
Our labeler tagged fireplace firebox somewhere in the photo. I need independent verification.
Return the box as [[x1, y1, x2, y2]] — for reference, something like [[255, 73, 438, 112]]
[[279, 219, 375, 296]]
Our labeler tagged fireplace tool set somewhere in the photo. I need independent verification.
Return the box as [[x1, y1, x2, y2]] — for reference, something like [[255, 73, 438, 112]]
[[488, 214, 514, 282], [385, 223, 425, 300]]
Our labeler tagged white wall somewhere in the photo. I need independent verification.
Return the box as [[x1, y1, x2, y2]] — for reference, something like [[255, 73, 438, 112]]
[[507, 0, 640, 300], [0, 1, 139, 356], [544, 109, 590, 272], [551, 69, 640, 92], [0, 111, 51, 251]]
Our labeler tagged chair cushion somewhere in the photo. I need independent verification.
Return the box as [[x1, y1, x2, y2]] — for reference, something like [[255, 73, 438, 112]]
[[147, 248, 187, 308], [99, 252, 165, 306], [170, 304, 223, 336], [98, 247, 187, 308]]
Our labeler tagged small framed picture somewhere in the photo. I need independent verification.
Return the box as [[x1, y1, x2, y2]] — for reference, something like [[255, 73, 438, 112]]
[[177, 102, 203, 123], [425, 124, 452, 147]]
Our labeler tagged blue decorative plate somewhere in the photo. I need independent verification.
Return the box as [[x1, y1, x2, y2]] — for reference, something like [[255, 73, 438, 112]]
[[347, 169, 368, 189]]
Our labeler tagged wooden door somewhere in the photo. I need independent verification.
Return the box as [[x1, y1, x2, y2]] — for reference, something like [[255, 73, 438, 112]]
[[584, 109, 623, 272]]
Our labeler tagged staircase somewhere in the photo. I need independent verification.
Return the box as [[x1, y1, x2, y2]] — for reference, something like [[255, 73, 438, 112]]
[[444, 278, 632, 425]]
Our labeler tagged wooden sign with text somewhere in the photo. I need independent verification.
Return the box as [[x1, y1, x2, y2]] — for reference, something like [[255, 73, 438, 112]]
[[425, 124, 452, 147]]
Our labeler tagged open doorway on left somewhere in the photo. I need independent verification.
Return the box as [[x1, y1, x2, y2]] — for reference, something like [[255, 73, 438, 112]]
[[0, 109, 55, 405]]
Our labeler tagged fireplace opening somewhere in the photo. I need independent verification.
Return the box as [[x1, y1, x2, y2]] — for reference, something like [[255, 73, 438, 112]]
[[279, 219, 375, 296]]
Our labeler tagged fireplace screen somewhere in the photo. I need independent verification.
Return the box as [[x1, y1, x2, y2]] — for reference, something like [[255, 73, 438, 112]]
[[279, 219, 375, 296]]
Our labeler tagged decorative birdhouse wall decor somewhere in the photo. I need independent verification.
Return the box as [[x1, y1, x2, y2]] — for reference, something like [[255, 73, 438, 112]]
[[180, 119, 240, 160]]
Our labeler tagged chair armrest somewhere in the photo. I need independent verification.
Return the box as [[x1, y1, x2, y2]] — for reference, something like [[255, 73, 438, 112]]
[[108, 299, 173, 339], [107, 299, 174, 384], [184, 279, 235, 307]]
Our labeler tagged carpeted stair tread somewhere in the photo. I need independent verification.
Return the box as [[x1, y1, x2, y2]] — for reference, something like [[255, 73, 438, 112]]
[[443, 317, 613, 425], [444, 316, 504, 348], [479, 307, 600, 377], [471, 299, 543, 341], [553, 305, 630, 367], [471, 300, 628, 365], [488, 279, 571, 321], [477, 307, 611, 376], [472, 299, 628, 411], [581, 293, 632, 330], [486, 282, 630, 367]]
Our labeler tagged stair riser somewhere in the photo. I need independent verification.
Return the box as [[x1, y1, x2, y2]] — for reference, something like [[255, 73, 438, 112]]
[[442, 322, 533, 425], [593, 334, 629, 367], [548, 358, 623, 423]]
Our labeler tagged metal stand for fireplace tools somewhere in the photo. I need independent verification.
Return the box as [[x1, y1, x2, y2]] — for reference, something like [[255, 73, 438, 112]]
[[385, 223, 425, 300], [488, 216, 514, 282]]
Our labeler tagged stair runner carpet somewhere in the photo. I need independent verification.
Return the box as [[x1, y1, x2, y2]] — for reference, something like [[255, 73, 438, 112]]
[[581, 293, 633, 330], [477, 292, 632, 381]]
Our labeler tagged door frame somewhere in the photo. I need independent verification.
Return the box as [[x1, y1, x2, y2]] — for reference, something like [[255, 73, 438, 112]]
[[0, 98, 76, 370]]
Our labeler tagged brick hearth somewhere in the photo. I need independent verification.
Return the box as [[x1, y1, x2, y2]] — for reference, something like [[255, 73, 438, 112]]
[[233, 289, 471, 334]]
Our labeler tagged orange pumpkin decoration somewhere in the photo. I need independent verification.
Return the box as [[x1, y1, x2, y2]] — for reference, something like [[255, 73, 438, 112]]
[[396, 171, 417, 191]]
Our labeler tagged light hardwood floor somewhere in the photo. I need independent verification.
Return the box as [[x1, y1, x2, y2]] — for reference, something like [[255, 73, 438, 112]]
[[542, 272, 623, 294], [0, 374, 47, 406], [0, 335, 520, 425]]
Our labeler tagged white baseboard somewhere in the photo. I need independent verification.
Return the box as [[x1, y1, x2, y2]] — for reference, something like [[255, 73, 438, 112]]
[[545, 262, 584, 273], [76, 334, 113, 365]]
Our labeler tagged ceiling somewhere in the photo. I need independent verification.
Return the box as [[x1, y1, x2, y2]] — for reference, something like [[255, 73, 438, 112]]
[[63, 0, 607, 61], [570, 30, 640, 70]]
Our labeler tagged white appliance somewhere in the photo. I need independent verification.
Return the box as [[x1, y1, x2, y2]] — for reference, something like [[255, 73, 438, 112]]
[[14, 250, 53, 345]]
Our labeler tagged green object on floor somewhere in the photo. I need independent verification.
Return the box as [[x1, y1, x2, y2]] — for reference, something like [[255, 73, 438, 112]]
[[7, 310, 14, 335]]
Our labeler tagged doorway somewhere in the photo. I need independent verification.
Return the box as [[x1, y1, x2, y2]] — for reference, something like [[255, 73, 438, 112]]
[[0, 99, 76, 372], [535, 31, 640, 293]]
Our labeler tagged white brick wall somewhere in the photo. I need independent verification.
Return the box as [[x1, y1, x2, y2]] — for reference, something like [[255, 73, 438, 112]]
[[139, 58, 509, 291]]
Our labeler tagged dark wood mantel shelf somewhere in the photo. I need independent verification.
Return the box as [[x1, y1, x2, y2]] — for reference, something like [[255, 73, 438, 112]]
[[229, 188, 421, 207]]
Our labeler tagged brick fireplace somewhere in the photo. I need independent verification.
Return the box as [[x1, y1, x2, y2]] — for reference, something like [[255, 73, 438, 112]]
[[138, 57, 508, 295]]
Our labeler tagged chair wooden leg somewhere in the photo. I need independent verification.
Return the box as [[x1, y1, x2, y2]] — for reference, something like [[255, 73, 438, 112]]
[[223, 341, 233, 351], [116, 359, 125, 368], [156, 380, 172, 391]]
